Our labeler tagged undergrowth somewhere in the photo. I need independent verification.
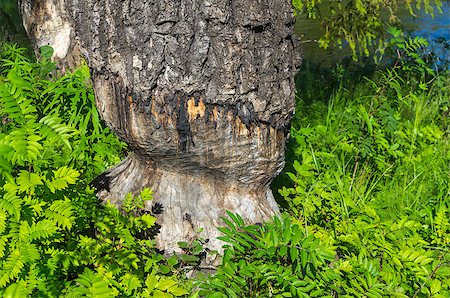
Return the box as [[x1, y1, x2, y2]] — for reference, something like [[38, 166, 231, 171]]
[[0, 44, 190, 297], [0, 27, 449, 297]]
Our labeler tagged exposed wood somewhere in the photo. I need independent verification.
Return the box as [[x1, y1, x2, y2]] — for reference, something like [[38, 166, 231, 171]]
[[19, 0, 301, 255]]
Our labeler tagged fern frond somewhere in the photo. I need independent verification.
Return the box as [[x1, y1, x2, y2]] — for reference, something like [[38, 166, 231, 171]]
[[3, 281, 31, 298], [115, 226, 135, 247], [44, 247, 71, 274], [29, 219, 58, 241], [119, 273, 142, 294], [0, 83, 36, 125], [77, 235, 98, 254], [6, 68, 33, 90], [0, 192, 21, 221], [0, 85, 24, 124], [0, 209, 7, 234], [24, 198, 46, 217], [139, 214, 156, 228], [0, 155, 13, 182], [115, 250, 139, 270], [74, 268, 115, 298], [39, 115, 77, 149], [45, 250, 62, 276], [0, 249, 23, 287], [45, 166, 80, 193], [44, 199, 75, 229], [5, 127, 27, 161], [16, 170, 44, 194], [18, 220, 31, 243], [6, 126, 43, 165], [0, 139, 14, 176], [0, 236, 8, 258], [1, 68, 37, 121], [44, 247, 66, 256], [20, 243, 40, 263]]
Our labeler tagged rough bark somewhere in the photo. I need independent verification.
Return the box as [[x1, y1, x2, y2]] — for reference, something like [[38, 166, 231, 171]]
[[19, 0, 301, 255]]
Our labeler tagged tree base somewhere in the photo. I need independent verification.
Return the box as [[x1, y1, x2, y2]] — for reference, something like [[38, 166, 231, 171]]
[[94, 153, 279, 258]]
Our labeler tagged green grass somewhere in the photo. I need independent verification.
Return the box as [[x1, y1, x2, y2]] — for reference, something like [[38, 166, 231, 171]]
[[281, 56, 449, 223]]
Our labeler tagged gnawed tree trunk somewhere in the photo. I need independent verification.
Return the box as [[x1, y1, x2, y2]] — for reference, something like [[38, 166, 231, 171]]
[[20, 0, 301, 255]]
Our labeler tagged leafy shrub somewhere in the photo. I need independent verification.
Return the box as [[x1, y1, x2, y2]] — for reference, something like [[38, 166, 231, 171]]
[[195, 211, 449, 297], [196, 213, 339, 297], [0, 43, 189, 297], [276, 31, 450, 296]]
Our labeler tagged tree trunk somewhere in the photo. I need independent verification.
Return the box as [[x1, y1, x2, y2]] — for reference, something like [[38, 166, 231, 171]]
[[19, 0, 301, 255]]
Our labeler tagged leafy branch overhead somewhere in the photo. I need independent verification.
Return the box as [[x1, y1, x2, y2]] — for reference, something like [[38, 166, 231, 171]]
[[292, 0, 443, 59]]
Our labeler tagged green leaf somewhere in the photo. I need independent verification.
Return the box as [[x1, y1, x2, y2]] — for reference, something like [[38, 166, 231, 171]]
[[290, 247, 299, 262], [168, 286, 189, 296], [430, 279, 441, 295], [0, 210, 7, 234], [177, 241, 189, 249], [44, 199, 75, 229], [45, 166, 80, 193], [3, 282, 26, 298], [0, 249, 23, 287], [29, 219, 58, 241], [39, 115, 77, 149], [40, 45, 54, 60], [145, 275, 158, 290], [292, 0, 303, 11], [16, 170, 43, 194], [156, 279, 177, 291]]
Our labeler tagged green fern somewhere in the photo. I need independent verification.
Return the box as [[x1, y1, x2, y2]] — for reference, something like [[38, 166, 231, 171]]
[[45, 166, 80, 193], [0, 144, 13, 181], [0, 191, 21, 220], [3, 281, 30, 298], [0, 209, 6, 234], [16, 170, 43, 195], [44, 199, 75, 229], [0, 249, 23, 287], [0, 236, 7, 258], [39, 115, 77, 149], [17, 220, 31, 243], [0, 78, 35, 125], [73, 268, 116, 298], [0, 43, 133, 296], [19, 243, 40, 263], [29, 219, 58, 241], [5, 126, 42, 165]]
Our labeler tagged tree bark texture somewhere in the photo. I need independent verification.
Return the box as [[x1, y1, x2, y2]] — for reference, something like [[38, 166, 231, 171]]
[[19, 0, 301, 255]]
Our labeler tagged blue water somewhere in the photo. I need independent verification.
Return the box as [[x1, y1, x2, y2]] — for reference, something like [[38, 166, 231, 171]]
[[404, 2, 450, 40], [296, 2, 450, 66]]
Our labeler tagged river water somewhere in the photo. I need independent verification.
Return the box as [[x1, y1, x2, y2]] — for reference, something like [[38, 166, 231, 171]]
[[295, 1, 450, 66]]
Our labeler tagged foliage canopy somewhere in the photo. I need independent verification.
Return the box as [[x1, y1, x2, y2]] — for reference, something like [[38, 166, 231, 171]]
[[292, 0, 443, 59]]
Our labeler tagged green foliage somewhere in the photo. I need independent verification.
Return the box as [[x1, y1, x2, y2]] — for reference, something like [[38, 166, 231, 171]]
[[292, 0, 443, 60], [0, 43, 190, 297], [198, 206, 449, 296], [276, 31, 450, 296], [196, 213, 340, 297]]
